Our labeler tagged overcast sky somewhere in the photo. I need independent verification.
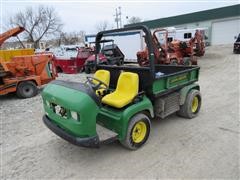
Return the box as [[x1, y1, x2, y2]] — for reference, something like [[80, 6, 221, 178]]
[[1, 0, 239, 34]]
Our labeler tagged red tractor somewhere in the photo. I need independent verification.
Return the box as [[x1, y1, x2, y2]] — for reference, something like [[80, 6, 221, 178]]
[[137, 28, 204, 66]]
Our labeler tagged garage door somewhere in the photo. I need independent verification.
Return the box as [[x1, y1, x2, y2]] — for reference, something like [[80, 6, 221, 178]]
[[212, 18, 240, 45]]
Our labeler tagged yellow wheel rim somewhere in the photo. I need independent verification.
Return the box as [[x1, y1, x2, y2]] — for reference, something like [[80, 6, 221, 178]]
[[191, 96, 199, 113], [132, 121, 147, 143]]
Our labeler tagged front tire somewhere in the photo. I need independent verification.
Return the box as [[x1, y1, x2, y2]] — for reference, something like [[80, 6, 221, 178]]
[[17, 81, 38, 98], [177, 89, 201, 119], [121, 113, 151, 150]]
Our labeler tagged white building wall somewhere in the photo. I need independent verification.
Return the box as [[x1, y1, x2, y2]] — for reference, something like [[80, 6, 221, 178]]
[[211, 17, 240, 45], [150, 16, 240, 45]]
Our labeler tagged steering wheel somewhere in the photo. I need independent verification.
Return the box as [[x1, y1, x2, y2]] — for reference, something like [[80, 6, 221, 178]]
[[86, 76, 108, 91]]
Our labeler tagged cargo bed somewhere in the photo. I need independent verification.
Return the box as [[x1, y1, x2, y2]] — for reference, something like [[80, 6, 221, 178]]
[[97, 64, 199, 98]]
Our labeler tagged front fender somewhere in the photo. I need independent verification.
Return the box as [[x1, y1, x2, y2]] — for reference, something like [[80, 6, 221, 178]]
[[42, 81, 100, 138], [119, 96, 153, 141]]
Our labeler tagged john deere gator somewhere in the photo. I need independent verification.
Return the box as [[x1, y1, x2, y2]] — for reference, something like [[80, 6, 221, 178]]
[[41, 26, 201, 150]]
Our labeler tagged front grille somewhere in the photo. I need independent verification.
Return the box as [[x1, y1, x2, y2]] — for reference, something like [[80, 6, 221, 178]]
[[45, 100, 80, 121], [52, 103, 68, 119]]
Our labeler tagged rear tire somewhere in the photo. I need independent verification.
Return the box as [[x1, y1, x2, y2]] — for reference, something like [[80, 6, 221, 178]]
[[121, 113, 151, 150], [17, 81, 38, 98], [85, 67, 91, 74], [177, 89, 201, 119]]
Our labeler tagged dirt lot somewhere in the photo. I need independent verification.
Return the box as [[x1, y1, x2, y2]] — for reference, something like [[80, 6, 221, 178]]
[[1, 45, 239, 179]]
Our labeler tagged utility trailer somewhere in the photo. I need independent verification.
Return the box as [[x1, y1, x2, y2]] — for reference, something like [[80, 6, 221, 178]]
[[0, 54, 57, 98], [41, 26, 201, 150]]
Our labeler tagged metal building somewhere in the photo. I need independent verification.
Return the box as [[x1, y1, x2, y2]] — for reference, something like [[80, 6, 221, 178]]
[[125, 4, 240, 45]]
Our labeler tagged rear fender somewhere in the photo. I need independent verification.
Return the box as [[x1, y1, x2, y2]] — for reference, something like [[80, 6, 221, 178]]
[[179, 83, 200, 105]]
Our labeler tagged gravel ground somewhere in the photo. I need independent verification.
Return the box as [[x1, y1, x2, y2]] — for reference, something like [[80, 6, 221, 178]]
[[1, 45, 239, 179]]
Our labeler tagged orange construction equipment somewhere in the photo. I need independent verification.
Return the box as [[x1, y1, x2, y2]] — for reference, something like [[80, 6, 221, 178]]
[[0, 26, 57, 98], [0, 26, 34, 62], [0, 54, 57, 98], [0, 26, 24, 47], [137, 28, 205, 66], [189, 30, 205, 57], [0, 49, 34, 62]]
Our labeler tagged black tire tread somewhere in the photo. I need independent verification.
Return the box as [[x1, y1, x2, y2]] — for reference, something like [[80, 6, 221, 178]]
[[16, 81, 38, 98], [177, 89, 201, 119], [121, 113, 151, 150]]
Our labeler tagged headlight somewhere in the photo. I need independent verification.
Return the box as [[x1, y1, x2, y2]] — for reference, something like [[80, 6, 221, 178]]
[[71, 111, 79, 121]]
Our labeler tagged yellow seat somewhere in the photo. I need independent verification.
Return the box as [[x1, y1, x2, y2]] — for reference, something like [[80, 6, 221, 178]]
[[93, 70, 110, 96], [102, 72, 139, 108]]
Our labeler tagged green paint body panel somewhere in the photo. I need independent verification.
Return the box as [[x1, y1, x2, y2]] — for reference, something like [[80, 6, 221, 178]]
[[41, 83, 99, 137], [42, 84, 153, 141], [41, 65, 200, 145], [152, 68, 199, 95], [97, 96, 153, 141]]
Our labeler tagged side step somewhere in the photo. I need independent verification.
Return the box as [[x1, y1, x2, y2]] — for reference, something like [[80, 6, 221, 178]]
[[96, 124, 118, 145]]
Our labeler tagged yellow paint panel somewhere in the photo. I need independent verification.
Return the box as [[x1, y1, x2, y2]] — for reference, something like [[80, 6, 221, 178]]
[[0, 49, 34, 62]]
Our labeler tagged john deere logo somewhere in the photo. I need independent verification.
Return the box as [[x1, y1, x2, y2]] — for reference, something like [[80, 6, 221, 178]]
[[170, 74, 187, 84]]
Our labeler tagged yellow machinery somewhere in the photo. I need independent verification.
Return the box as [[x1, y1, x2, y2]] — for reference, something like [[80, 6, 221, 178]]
[[0, 26, 34, 62], [0, 49, 34, 62]]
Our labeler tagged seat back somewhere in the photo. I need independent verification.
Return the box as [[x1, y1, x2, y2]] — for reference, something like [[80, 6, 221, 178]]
[[93, 70, 110, 87], [115, 72, 139, 97]]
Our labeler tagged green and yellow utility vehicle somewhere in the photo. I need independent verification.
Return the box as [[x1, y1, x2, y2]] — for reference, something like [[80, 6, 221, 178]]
[[41, 26, 201, 150]]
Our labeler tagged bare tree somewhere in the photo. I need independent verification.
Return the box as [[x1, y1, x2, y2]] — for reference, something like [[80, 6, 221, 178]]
[[127, 16, 142, 24], [95, 20, 109, 32], [9, 5, 63, 48], [58, 31, 85, 45]]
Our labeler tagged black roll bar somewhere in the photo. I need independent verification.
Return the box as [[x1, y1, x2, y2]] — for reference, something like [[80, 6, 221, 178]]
[[95, 25, 155, 77]]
